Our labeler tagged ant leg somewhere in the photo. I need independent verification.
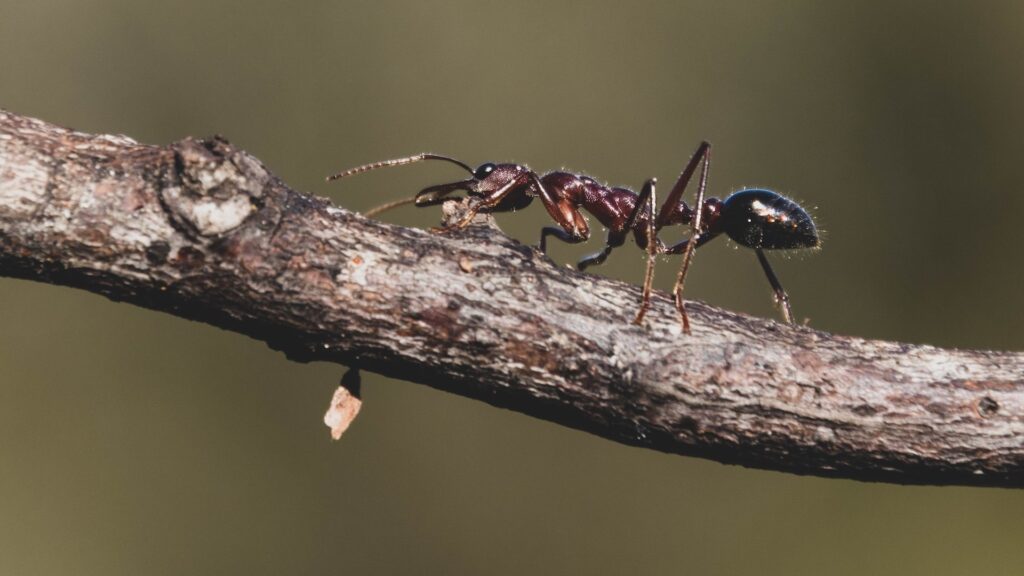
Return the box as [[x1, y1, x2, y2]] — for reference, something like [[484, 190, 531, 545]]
[[530, 172, 591, 244], [578, 233, 624, 270], [365, 181, 470, 219], [415, 180, 472, 207], [534, 168, 593, 258], [626, 179, 657, 324], [655, 142, 710, 231], [540, 227, 586, 254], [576, 178, 656, 276], [415, 195, 459, 208], [662, 233, 715, 255], [672, 233, 700, 333], [364, 197, 418, 218], [670, 144, 711, 333], [755, 249, 794, 324], [434, 174, 530, 232]]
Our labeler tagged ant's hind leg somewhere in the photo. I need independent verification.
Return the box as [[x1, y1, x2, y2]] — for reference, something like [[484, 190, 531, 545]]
[[755, 249, 794, 324], [670, 145, 711, 333]]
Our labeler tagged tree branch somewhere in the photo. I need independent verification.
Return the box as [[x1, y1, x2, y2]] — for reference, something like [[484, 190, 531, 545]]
[[2, 109, 1022, 488]]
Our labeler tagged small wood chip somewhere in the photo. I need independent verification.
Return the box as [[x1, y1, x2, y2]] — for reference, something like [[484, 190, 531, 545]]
[[323, 385, 362, 440]]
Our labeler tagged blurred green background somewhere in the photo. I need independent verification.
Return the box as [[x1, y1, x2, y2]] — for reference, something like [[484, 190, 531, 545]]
[[3, 1, 1024, 574]]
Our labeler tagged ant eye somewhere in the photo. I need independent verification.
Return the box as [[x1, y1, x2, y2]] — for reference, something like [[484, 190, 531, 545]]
[[474, 163, 497, 179]]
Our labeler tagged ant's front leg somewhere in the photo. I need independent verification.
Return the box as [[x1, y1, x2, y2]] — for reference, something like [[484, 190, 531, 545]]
[[431, 174, 532, 233], [531, 173, 591, 251], [430, 198, 486, 233]]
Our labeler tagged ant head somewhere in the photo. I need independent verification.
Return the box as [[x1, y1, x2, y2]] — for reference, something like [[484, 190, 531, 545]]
[[472, 162, 527, 191], [417, 162, 527, 202], [328, 153, 535, 215], [719, 189, 819, 250]]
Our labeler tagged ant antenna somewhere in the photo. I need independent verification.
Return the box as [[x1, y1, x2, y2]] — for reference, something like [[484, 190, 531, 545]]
[[363, 197, 418, 217], [326, 153, 474, 181]]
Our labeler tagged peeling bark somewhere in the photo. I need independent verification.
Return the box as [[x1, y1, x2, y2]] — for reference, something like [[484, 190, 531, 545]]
[[1, 109, 1022, 488]]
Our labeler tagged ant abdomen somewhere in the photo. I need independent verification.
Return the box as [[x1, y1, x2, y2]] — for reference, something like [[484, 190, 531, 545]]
[[720, 189, 818, 250]]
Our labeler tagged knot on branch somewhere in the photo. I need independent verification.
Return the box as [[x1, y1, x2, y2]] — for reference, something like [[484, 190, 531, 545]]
[[160, 136, 269, 239]]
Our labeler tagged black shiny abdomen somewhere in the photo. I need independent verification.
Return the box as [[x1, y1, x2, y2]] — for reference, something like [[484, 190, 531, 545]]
[[720, 189, 818, 250]]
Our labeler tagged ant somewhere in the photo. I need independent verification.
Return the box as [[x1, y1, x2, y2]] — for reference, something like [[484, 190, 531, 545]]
[[328, 142, 819, 332]]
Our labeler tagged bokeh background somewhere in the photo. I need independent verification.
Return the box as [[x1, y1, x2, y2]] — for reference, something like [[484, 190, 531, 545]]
[[3, 1, 1024, 574]]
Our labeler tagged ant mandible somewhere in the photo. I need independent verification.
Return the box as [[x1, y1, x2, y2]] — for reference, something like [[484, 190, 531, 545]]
[[328, 142, 820, 332]]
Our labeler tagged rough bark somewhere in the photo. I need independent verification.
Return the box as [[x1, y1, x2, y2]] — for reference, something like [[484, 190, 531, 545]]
[[1, 109, 1022, 488]]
